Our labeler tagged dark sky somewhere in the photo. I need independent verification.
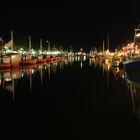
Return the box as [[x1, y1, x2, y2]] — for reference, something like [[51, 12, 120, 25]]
[[0, 1, 140, 51]]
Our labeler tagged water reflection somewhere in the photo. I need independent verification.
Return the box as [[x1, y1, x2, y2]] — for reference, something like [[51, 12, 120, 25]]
[[91, 58, 140, 123], [0, 59, 69, 100], [1, 57, 140, 119], [37, 65, 44, 84], [95, 60, 111, 87], [89, 58, 97, 68], [0, 68, 23, 100], [80, 61, 83, 69], [67, 56, 75, 64], [47, 63, 51, 80], [0, 57, 140, 136], [124, 71, 140, 122], [110, 66, 124, 81]]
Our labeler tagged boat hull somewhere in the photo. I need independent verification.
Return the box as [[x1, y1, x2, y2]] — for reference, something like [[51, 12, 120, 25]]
[[36, 59, 46, 64], [123, 60, 140, 72], [0, 53, 21, 69], [20, 59, 36, 66]]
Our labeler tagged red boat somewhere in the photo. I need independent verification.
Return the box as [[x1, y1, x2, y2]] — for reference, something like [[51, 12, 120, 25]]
[[0, 62, 20, 69], [36, 39, 47, 64], [36, 54, 46, 64], [36, 59, 46, 64], [46, 57, 52, 62], [0, 53, 21, 69], [0, 63, 11, 69], [20, 59, 36, 66]]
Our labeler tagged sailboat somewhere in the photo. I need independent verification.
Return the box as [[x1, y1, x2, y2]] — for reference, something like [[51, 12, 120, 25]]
[[100, 34, 112, 64], [36, 39, 46, 64], [0, 31, 21, 69], [20, 36, 36, 66], [46, 40, 54, 63]]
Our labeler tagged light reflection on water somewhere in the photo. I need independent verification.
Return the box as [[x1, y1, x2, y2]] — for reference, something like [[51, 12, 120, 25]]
[[0, 57, 140, 137], [0, 56, 87, 100], [93, 58, 140, 124], [0, 57, 140, 108], [0, 59, 68, 100], [124, 71, 140, 122]]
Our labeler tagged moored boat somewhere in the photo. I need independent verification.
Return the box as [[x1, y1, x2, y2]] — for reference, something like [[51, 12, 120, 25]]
[[36, 39, 46, 64], [0, 31, 21, 69], [123, 55, 140, 72], [123, 25, 140, 72], [20, 36, 37, 66]]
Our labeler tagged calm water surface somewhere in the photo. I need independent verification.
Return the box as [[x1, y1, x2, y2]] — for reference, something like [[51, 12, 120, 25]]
[[0, 57, 140, 138]]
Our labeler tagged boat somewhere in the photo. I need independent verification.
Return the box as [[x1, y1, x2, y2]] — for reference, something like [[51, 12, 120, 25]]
[[20, 36, 36, 66], [36, 39, 46, 64], [123, 25, 140, 72], [123, 56, 140, 72], [0, 31, 21, 69], [20, 59, 36, 66]]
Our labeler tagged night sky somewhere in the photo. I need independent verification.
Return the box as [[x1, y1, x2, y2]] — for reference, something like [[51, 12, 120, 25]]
[[0, 1, 140, 51]]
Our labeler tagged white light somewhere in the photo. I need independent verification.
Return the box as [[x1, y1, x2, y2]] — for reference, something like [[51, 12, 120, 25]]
[[5, 78, 12, 82], [11, 55, 16, 59], [136, 33, 140, 37], [83, 56, 86, 61], [12, 74, 17, 79]]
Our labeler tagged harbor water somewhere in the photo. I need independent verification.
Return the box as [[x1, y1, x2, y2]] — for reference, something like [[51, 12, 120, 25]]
[[0, 56, 140, 138]]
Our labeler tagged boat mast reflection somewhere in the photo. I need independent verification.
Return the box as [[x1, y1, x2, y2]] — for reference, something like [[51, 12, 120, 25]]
[[102, 63, 110, 87], [22, 65, 37, 90], [47, 63, 51, 80], [0, 68, 23, 100], [37, 64, 44, 84], [0, 60, 69, 100]]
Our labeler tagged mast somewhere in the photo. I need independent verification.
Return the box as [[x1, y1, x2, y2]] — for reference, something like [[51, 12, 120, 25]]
[[103, 40, 105, 53], [40, 39, 43, 52], [11, 30, 14, 51], [107, 33, 109, 50], [47, 41, 50, 53], [29, 36, 32, 51]]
